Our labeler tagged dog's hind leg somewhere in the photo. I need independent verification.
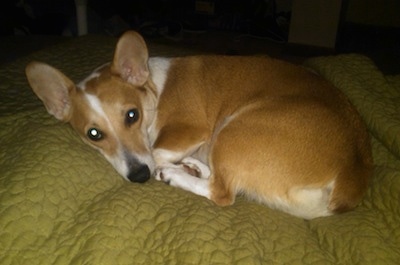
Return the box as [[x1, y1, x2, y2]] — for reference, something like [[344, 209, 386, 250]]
[[180, 157, 211, 179], [209, 170, 236, 206]]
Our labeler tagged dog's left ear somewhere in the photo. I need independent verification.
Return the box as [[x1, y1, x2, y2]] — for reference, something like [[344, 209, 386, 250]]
[[111, 31, 149, 86]]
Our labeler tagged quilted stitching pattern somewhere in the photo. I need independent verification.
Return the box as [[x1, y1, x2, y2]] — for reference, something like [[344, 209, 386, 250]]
[[1, 36, 399, 264]]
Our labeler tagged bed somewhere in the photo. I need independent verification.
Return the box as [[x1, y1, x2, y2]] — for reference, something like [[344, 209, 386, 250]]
[[1, 34, 399, 264]]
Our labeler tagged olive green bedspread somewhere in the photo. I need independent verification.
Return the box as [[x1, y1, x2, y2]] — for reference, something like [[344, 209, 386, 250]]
[[1, 35, 399, 264]]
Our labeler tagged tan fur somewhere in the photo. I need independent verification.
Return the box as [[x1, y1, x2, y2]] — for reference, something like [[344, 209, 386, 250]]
[[26, 31, 373, 219], [154, 56, 373, 211]]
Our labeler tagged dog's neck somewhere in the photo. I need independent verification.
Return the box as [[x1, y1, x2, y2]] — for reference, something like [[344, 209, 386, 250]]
[[148, 57, 171, 98], [145, 57, 172, 146]]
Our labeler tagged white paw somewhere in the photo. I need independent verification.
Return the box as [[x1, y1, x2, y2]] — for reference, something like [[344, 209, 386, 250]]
[[181, 157, 211, 179], [154, 166, 211, 199], [154, 167, 179, 186]]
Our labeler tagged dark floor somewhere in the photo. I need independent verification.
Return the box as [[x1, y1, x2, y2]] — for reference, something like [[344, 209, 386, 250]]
[[0, 24, 399, 74]]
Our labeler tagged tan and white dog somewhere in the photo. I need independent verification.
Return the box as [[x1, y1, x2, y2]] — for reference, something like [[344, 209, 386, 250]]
[[26, 31, 372, 219]]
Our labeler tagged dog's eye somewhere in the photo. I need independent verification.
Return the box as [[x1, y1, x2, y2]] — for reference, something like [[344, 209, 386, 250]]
[[125, 109, 139, 125], [87, 128, 103, 141]]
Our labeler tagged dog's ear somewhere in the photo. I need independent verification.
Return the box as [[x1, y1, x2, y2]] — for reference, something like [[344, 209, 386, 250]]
[[25, 61, 74, 121], [111, 31, 149, 86]]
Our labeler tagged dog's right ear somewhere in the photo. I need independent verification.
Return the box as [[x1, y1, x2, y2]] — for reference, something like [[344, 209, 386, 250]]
[[25, 61, 75, 121]]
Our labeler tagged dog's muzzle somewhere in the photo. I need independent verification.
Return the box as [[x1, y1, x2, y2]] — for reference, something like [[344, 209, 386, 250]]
[[127, 165, 150, 183]]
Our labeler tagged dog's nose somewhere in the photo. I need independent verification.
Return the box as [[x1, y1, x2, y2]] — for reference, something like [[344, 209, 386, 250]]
[[127, 165, 150, 183]]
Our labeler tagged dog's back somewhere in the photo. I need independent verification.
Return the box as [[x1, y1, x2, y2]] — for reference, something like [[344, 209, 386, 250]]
[[153, 55, 372, 219]]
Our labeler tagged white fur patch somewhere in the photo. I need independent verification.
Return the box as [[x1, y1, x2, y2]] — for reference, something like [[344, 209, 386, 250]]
[[286, 181, 334, 219], [237, 179, 334, 219], [148, 57, 171, 96], [84, 94, 107, 118], [83, 93, 131, 177], [78, 63, 109, 90]]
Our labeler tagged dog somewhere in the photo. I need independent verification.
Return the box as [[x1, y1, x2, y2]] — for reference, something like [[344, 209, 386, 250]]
[[25, 31, 373, 219]]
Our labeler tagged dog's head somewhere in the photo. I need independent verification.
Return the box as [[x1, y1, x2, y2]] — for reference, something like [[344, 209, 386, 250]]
[[25, 31, 157, 183]]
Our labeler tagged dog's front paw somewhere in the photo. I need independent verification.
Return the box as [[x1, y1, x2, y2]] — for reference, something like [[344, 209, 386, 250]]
[[154, 167, 176, 184], [154, 166, 211, 199], [154, 167, 179, 186], [154, 167, 166, 182]]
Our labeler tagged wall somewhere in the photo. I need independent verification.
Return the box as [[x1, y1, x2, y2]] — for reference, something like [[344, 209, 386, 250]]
[[288, 0, 342, 49], [346, 0, 400, 27]]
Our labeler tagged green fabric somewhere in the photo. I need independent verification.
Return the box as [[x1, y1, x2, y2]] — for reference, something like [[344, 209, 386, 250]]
[[1, 35, 399, 264]]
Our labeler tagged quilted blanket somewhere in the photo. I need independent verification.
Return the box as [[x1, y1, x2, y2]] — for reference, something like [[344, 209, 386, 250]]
[[1, 35, 399, 264]]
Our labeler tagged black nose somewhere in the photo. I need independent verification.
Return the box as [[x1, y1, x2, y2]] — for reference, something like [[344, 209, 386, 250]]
[[127, 165, 150, 183]]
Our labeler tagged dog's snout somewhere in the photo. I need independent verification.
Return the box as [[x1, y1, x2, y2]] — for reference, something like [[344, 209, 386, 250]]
[[128, 165, 150, 183]]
